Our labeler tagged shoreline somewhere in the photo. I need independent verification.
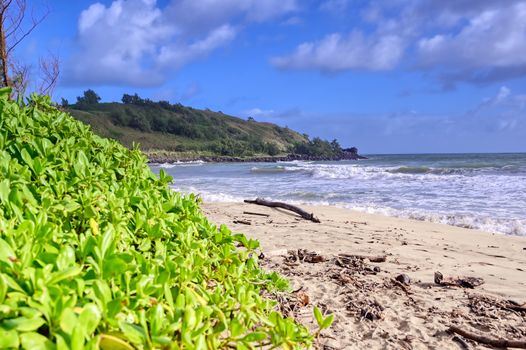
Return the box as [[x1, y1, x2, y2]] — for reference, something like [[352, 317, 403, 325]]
[[202, 201, 526, 349], [147, 152, 368, 164]]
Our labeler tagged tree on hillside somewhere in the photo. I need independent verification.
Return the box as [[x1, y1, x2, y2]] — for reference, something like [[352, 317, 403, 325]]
[[0, 0, 58, 97], [76, 89, 101, 107], [122, 93, 142, 104]]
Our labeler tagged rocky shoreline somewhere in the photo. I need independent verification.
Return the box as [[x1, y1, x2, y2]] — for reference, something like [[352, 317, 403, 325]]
[[148, 151, 367, 164]]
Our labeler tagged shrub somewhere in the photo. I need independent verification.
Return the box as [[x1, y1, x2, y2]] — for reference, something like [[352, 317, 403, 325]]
[[0, 89, 314, 349]]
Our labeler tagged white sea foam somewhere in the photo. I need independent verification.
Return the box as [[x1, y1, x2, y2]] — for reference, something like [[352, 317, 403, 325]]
[[177, 188, 526, 236], [158, 160, 205, 168]]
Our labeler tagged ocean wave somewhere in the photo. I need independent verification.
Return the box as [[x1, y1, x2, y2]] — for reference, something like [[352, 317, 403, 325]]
[[267, 163, 525, 180], [158, 160, 205, 168], [250, 166, 287, 174], [348, 205, 526, 236], [169, 185, 526, 236]]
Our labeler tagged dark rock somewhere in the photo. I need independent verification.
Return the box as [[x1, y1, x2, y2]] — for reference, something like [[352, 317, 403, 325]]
[[395, 273, 411, 285], [148, 150, 368, 164]]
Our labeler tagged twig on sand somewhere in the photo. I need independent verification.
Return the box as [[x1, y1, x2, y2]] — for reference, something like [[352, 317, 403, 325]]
[[244, 198, 321, 223], [243, 211, 270, 217], [390, 278, 413, 295], [233, 219, 251, 225], [448, 325, 526, 349]]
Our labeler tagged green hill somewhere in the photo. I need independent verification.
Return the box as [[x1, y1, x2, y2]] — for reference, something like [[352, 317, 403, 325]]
[[65, 91, 344, 161]]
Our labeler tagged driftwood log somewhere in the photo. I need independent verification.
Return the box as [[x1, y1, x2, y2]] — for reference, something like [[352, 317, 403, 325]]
[[448, 326, 526, 349], [244, 198, 320, 223]]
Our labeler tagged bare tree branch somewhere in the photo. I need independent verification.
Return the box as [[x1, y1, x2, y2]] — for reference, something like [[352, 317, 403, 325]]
[[7, 3, 49, 55], [0, 0, 54, 97], [38, 54, 59, 96], [9, 59, 29, 96]]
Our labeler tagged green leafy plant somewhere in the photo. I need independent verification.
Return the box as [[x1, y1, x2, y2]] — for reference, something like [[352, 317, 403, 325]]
[[313, 306, 334, 338], [0, 88, 315, 349]]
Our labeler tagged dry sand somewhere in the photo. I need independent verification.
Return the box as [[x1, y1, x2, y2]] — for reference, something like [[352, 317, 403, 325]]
[[202, 202, 526, 350]]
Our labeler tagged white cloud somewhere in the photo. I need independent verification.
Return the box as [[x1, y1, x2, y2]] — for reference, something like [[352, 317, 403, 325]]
[[274, 0, 526, 85], [475, 86, 526, 114], [417, 3, 526, 69], [64, 0, 297, 86], [157, 25, 236, 68], [65, 0, 172, 86], [272, 31, 405, 71], [243, 108, 275, 117]]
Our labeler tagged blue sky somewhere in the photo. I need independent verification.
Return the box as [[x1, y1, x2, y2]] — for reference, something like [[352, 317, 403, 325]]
[[19, 0, 526, 153]]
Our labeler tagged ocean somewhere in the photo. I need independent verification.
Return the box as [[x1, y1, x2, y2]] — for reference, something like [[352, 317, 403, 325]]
[[150, 153, 526, 236]]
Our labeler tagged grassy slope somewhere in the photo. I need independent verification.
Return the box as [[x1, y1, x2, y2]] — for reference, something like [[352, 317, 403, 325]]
[[68, 103, 307, 158]]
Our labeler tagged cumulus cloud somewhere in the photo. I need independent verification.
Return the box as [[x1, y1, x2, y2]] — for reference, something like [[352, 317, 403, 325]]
[[417, 2, 526, 82], [272, 31, 405, 71], [157, 25, 236, 68], [64, 0, 172, 86], [166, 0, 297, 34], [274, 0, 526, 85], [64, 0, 297, 86]]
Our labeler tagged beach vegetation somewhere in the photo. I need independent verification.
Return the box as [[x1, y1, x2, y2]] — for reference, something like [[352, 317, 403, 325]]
[[0, 88, 317, 348]]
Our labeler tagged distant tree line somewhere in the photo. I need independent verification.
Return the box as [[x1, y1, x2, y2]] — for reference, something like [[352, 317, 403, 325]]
[[68, 90, 344, 158]]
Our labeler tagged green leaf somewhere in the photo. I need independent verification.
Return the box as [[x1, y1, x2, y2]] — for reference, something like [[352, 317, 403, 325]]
[[100, 226, 114, 258], [79, 303, 101, 335], [322, 314, 334, 330], [2, 316, 46, 332], [21, 148, 34, 169], [19, 332, 52, 350], [0, 179, 10, 202], [0, 329, 19, 348], [98, 335, 135, 350], [56, 246, 76, 270], [0, 274, 7, 303], [47, 266, 82, 285], [71, 324, 85, 350], [0, 237, 16, 265], [313, 306, 323, 328], [242, 332, 267, 342], [118, 322, 147, 345], [60, 308, 78, 335]]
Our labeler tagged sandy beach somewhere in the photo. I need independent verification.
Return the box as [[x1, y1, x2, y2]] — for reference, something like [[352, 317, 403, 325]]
[[202, 202, 526, 349]]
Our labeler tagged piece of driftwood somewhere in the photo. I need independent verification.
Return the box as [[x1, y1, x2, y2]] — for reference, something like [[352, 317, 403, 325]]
[[507, 304, 526, 313], [244, 198, 320, 223], [233, 219, 251, 225], [452, 335, 471, 350], [338, 253, 387, 263], [435, 272, 484, 288], [448, 325, 526, 349], [243, 211, 270, 217]]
